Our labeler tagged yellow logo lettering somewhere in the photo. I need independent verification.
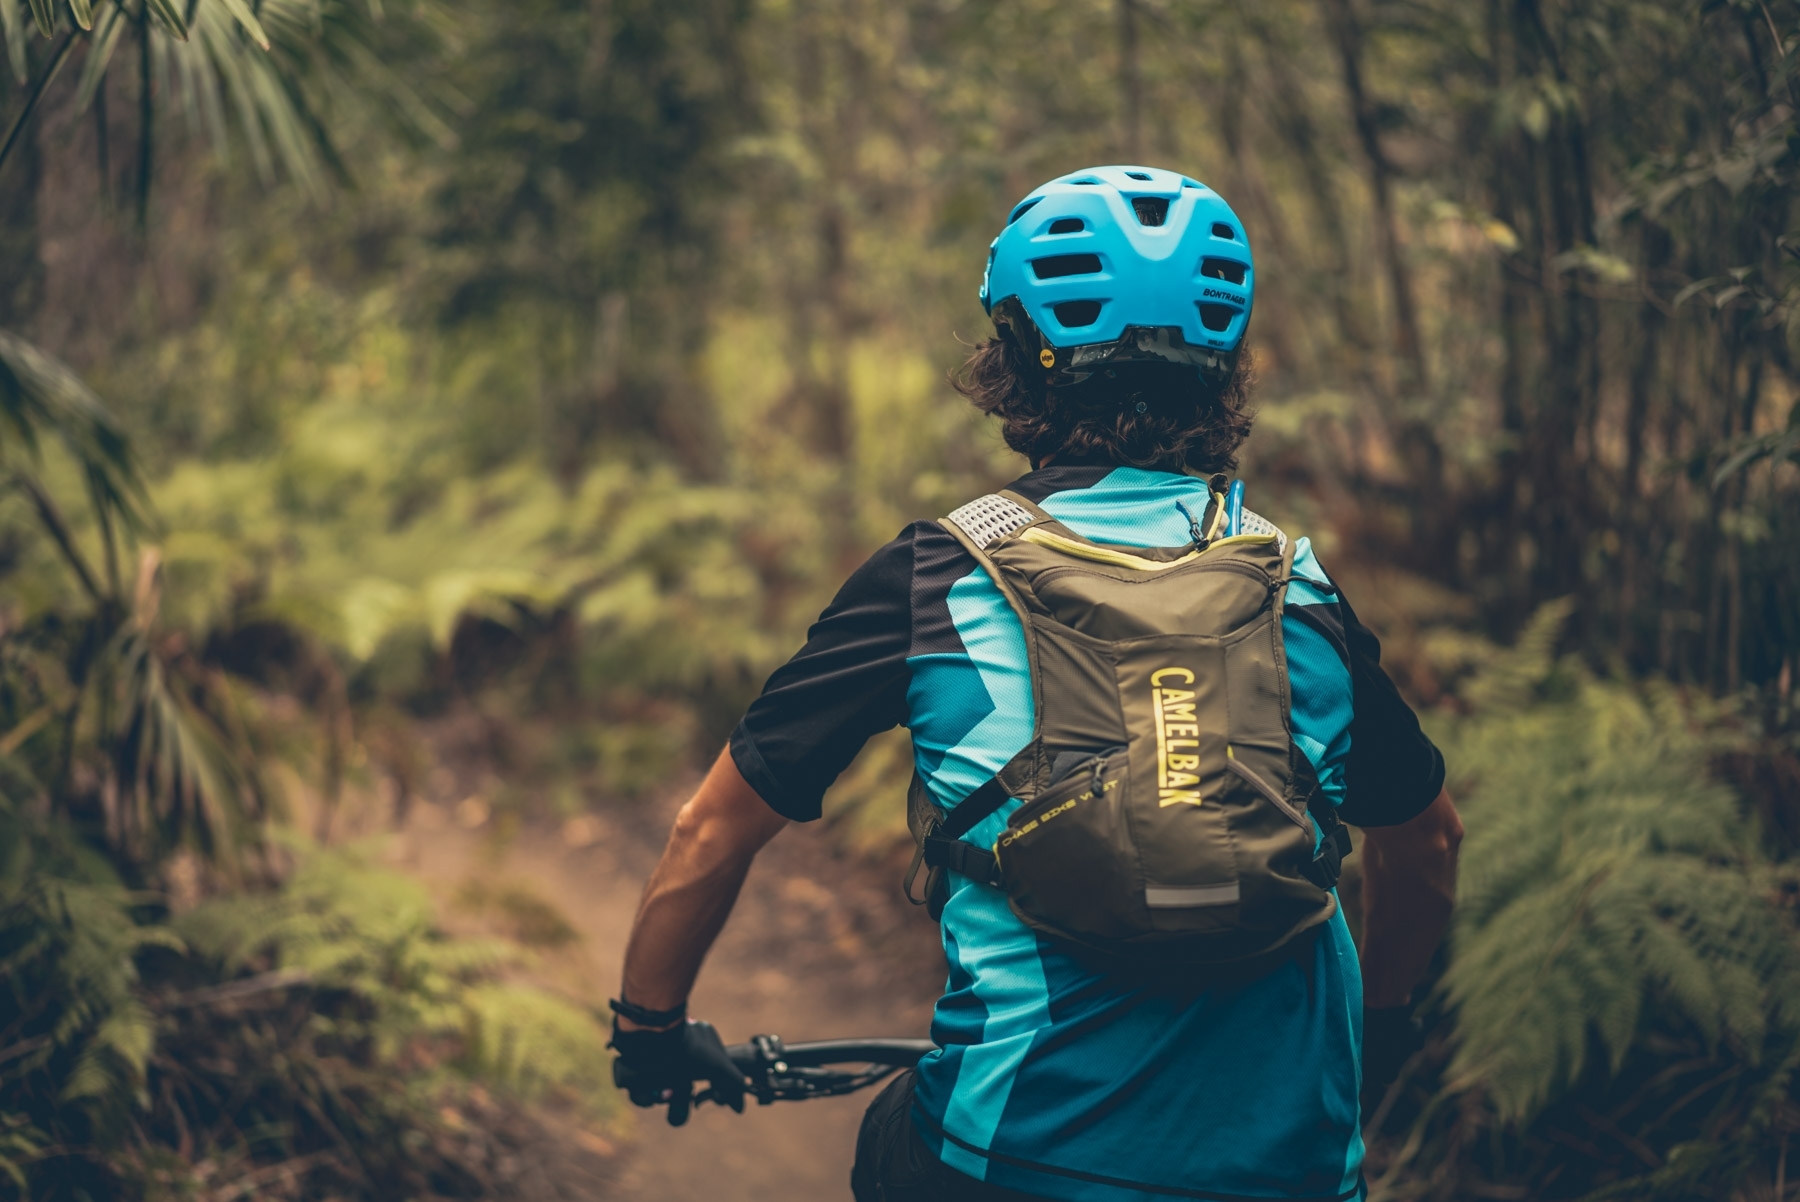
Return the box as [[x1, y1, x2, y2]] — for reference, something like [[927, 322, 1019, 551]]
[[998, 796, 1084, 848], [1151, 666, 1205, 807]]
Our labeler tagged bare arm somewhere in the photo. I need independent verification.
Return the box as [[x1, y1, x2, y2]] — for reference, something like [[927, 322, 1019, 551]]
[[1358, 789, 1463, 1008], [617, 747, 788, 1027]]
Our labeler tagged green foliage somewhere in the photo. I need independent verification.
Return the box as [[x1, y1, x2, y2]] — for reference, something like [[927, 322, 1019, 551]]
[[1372, 607, 1800, 1199], [0, 807, 173, 1171], [7, 0, 1800, 1197], [0, 825, 616, 1198], [0, 334, 259, 871], [1440, 604, 1800, 1123], [0, 335, 616, 1194], [0, 0, 450, 205], [0, 329, 144, 547], [454, 878, 579, 948], [177, 844, 614, 1113]]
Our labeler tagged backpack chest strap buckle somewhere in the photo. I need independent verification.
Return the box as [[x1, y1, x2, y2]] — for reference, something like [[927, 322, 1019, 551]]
[[1301, 813, 1353, 890], [922, 833, 1003, 889]]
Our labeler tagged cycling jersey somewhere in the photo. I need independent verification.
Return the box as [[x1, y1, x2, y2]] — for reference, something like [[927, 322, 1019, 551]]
[[731, 463, 1445, 1202]]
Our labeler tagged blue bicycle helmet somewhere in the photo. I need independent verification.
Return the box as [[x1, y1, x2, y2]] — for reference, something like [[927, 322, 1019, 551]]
[[979, 165, 1254, 385]]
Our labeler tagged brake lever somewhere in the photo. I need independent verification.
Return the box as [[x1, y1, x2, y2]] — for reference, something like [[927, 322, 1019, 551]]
[[740, 1032, 785, 1106], [694, 1033, 796, 1108]]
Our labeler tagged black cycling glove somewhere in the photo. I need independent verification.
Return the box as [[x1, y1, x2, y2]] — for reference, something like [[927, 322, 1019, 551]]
[[610, 1019, 747, 1127], [1361, 1004, 1424, 1113]]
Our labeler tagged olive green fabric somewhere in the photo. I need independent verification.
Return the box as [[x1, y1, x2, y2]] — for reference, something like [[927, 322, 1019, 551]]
[[914, 489, 1341, 968]]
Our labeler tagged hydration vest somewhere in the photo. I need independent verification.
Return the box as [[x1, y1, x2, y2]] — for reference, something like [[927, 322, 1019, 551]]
[[902, 485, 1351, 970]]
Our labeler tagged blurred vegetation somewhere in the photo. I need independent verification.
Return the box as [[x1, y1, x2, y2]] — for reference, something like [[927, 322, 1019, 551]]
[[1369, 604, 1800, 1199], [2, 0, 1799, 1197]]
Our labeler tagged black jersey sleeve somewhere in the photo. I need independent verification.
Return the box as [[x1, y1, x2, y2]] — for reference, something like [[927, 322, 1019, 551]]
[[1335, 591, 1447, 828], [728, 525, 921, 821]]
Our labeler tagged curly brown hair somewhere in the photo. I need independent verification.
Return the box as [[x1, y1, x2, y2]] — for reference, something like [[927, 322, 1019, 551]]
[[952, 337, 1256, 473]]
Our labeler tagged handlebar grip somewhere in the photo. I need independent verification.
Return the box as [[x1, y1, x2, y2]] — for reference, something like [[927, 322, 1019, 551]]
[[611, 1035, 932, 1108], [610, 1049, 745, 1095]]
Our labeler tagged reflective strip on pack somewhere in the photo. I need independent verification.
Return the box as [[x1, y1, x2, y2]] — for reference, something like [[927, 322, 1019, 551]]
[[1144, 884, 1241, 908]]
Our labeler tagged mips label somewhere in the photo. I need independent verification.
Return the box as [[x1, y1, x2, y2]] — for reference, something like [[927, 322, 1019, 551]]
[[1151, 667, 1202, 806]]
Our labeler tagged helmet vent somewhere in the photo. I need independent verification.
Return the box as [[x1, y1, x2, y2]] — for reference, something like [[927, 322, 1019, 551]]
[[1131, 197, 1169, 226], [1200, 258, 1248, 285], [1211, 223, 1237, 240], [1031, 254, 1104, 279], [1198, 303, 1237, 332], [1009, 198, 1043, 225], [1049, 217, 1084, 234], [1053, 301, 1103, 328], [1125, 171, 1152, 181], [1070, 178, 1101, 185]]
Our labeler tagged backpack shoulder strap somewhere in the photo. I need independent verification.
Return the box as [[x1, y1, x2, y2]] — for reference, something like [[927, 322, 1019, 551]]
[[1262, 536, 1353, 888], [936, 490, 1049, 783], [939, 491, 1048, 631], [903, 773, 1008, 909], [945, 491, 1042, 547], [900, 492, 1054, 913], [1237, 506, 1288, 554]]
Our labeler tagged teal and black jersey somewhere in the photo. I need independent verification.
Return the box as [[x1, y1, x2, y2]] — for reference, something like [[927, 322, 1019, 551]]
[[731, 464, 1444, 1202]]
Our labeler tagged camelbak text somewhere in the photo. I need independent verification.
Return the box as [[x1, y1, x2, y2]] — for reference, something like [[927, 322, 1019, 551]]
[[1150, 667, 1203, 806]]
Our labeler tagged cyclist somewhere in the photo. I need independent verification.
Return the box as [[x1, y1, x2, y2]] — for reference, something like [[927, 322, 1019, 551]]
[[610, 165, 1462, 1202]]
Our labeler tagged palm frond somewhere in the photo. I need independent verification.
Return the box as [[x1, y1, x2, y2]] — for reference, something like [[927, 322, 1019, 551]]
[[0, 0, 28, 84], [3, 0, 451, 206], [72, 2, 124, 111], [0, 330, 147, 546], [0, 26, 73, 180], [89, 618, 261, 866]]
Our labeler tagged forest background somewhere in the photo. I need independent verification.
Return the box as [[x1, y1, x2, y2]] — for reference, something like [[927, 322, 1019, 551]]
[[1, 0, 1799, 1199]]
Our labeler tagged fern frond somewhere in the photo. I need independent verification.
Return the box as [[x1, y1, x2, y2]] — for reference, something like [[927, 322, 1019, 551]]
[[457, 984, 613, 1115], [1458, 596, 1576, 715], [1436, 602, 1800, 1125]]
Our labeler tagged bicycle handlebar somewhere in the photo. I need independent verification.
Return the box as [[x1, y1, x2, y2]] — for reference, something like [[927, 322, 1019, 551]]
[[613, 1033, 936, 1109]]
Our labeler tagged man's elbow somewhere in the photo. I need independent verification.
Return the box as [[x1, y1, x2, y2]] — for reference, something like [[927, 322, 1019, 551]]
[[1363, 790, 1462, 907], [1401, 790, 1462, 851], [1416, 792, 1463, 905], [1427, 799, 1464, 861], [667, 771, 788, 866], [669, 797, 713, 848]]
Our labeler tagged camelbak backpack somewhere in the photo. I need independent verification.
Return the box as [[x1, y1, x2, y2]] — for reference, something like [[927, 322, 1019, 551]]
[[902, 485, 1352, 970]]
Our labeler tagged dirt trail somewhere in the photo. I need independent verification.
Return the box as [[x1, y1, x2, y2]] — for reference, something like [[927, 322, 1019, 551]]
[[393, 790, 944, 1202]]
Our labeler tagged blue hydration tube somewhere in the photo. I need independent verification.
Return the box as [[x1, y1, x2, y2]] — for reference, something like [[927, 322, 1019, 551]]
[[1225, 479, 1245, 537]]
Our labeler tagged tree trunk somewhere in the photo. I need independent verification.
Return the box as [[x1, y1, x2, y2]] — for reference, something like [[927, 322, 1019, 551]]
[[1616, 222, 1669, 664], [1243, 11, 1371, 376], [1320, 0, 1427, 393]]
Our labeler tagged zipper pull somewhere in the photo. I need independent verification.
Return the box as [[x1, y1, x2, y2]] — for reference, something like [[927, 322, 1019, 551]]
[[1174, 500, 1208, 551]]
